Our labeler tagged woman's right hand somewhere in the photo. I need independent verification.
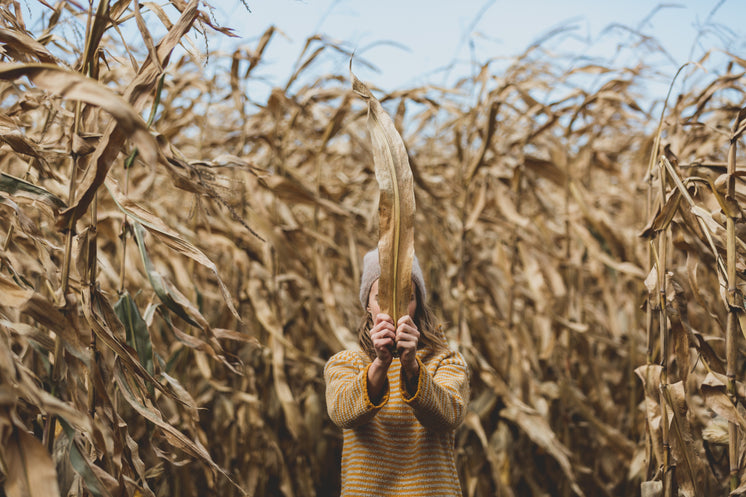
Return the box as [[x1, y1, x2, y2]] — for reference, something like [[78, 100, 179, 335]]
[[367, 313, 395, 404], [370, 313, 396, 364]]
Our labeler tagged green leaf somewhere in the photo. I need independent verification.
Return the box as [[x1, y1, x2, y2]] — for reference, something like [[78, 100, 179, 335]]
[[114, 291, 154, 378], [0, 172, 67, 210], [58, 418, 114, 497], [131, 221, 200, 328]]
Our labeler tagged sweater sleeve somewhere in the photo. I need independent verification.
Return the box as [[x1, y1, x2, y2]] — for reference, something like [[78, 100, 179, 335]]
[[402, 350, 470, 431], [324, 350, 389, 429]]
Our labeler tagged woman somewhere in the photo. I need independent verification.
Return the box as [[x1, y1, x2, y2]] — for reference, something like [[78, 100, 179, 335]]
[[324, 249, 470, 496]]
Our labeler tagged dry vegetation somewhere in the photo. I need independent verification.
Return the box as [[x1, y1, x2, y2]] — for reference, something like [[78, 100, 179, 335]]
[[1, 1, 746, 496]]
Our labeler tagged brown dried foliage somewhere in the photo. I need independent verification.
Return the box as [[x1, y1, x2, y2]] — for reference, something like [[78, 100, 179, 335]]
[[0, 1, 746, 496]]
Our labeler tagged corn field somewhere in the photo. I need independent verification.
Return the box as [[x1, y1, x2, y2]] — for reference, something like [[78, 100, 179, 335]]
[[1, 1, 746, 496]]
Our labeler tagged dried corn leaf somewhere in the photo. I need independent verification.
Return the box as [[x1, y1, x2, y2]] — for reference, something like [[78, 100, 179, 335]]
[[4, 426, 61, 497], [107, 178, 239, 320], [701, 372, 746, 430], [0, 27, 59, 63], [352, 69, 415, 322], [661, 381, 701, 496], [0, 272, 33, 306], [271, 334, 306, 441], [246, 275, 318, 361], [57, 0, 200, 229], [501, 400, 585, 497], [81, 287, 173, 400], [0, 63, 157, 164], [313, 250, 356, 351], [635, 365, 665, 468], [113, 360, 241, 492]]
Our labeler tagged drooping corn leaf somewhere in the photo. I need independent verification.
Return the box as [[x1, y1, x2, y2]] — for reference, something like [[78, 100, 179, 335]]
[[130, 221, 239, 372], [351, 68, 415, 322], [55, 0, 200, 230], [131, 220, 204, 329], [0, 172, 67, 211], [107, 177, 240, 321], [81, 286, 177, 402], [0, 63, 157, 165], [0, 27, 59, 63], [701, 372, 746, 430], [661, 382, 701, 496], [58, 418, 116, 497], [112, 360, 243, 493], [4, 426, 61, 497], [500, 400, 585, 497]]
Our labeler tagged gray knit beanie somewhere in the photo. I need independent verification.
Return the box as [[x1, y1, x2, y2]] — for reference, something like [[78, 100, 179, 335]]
[[359, 248, 426, 309]]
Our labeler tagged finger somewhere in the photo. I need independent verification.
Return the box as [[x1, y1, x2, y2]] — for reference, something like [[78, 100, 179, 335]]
[[373, 321, 396, 330], [396, 344, 415, 356], [396, 326, 420, 340], [373, 333, 395, 346], [371, 322, 394, 336], [398, 317, 417, 330], [375, 313, 394, 325], [397, 314, 414, 327], [397, 323, 419, 335], [373, 328, 396, 340]]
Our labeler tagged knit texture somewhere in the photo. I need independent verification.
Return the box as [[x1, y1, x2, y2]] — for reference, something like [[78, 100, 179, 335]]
[[359, 248, 427, 309], [324, 347, 470, 496]]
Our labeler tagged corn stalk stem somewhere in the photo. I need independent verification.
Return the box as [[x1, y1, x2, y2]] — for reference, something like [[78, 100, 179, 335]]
[[83, 0, 102, 437], [726, 127, 739, 492], [658, 261, 672, 496], [44, 95, 84, 451], [457, 177, 469, 348], [656, 158, 673, 495], [646, 173, 655, 364], [47, 0, 103, 443], [87, 190, 99, 420], [506, 170, 521, 332]]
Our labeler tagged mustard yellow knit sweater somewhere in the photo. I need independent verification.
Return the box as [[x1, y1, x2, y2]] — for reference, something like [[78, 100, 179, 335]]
[[324, 347, 470, 496]]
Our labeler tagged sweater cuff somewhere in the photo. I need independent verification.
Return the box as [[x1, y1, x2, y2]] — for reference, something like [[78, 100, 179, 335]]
[[402, 356, 424, 402], [363, 362, 389, 409]]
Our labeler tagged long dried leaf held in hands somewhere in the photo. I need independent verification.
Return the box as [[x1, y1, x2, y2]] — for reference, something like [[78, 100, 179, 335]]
[[351, 65, 416, 346]]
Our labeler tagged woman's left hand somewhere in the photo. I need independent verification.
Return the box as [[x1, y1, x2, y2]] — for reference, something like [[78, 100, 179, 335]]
[[396, 315, 420, 380]]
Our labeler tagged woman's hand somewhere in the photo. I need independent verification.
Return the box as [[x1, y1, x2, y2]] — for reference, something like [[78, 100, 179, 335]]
[[396, 315, 420, 383], [367, 313, 396, 404], [370, 313, 396, 365]]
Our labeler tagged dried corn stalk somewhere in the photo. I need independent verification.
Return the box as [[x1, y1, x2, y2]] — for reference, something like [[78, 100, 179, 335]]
[[351, 68, 415, 323]]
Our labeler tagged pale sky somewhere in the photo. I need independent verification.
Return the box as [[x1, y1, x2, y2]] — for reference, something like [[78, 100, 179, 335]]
[[209, 0, 746, 96]]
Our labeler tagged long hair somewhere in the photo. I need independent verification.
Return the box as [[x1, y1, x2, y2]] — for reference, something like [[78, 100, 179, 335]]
[[357, 284, 448, 361]]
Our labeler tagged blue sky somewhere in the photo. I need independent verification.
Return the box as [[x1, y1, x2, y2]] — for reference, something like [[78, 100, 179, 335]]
[[208, 0, 746, 96]]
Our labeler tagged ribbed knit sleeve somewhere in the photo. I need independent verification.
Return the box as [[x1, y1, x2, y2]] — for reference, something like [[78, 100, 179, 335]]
[[324, 350, 389, 429], [402, 350, 469, 431]]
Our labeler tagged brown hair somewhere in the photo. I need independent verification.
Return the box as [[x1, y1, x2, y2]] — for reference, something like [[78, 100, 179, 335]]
[[357, 284, 448, 361]]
